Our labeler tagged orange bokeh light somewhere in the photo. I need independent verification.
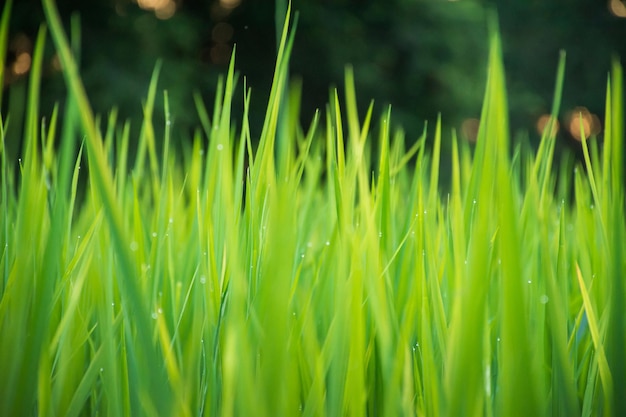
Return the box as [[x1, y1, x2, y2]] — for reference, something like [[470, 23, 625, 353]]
[[609, 0, 626, 17], [536, 114, 560, 137], [567, 107, 601, 141]]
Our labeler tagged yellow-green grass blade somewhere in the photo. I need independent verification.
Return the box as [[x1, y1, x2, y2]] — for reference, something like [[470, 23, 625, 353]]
[[41, 0, 174, 413]]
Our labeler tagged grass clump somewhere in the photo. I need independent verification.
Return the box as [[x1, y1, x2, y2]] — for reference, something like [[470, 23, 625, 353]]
[[1, 1, 625, 416]]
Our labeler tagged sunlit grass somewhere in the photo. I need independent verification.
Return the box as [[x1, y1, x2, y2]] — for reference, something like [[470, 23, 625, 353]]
[[1, 1, 625, 416]]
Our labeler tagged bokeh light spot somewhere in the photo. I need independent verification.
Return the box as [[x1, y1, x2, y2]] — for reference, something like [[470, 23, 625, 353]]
[[211, 43, 232, 65], [212, 22, 234, 43], [608, 0, 626, 17], [461, 118, 480, 143], [12, 52, 31, 75], [137, 0, 177, 19], [536, 114, 560, 137], [567, 107, 601, 141], [220, 0, 241, 9]]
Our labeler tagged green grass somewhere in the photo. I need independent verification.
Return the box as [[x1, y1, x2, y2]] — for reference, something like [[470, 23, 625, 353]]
[[1, 1, 625, 416]]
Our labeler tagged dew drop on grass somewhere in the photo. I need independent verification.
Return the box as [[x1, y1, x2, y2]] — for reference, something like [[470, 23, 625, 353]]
[[217, 144, 224, 151], [152, 232, 157, 238], [200, 275, 206, 284], [325, 241, 330, 246], [130, 241, 138, 251], [378, 231, 383, 238], [307, 241, 313, 248], [473, 199, 477, 205], [169, 217, 174, 224], [157, 307, 163, 314], [300, 253, 305, 259], [527, 280, 532, 284], [540, 295, 549, 304], [100, 368, 104, 373], [151, 312, 157, 319]]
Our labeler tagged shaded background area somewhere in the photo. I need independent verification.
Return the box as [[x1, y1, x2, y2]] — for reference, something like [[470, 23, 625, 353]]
[[2, 0, 626, 154]]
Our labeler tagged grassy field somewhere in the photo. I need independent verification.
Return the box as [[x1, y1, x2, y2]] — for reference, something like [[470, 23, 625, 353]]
[[1, 1, 625, 416]]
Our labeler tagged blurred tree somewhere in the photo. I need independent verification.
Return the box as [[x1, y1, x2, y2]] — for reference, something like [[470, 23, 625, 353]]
[[2, 0, 625, 150]]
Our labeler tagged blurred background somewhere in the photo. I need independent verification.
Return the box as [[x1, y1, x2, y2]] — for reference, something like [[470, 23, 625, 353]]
[[2, 0, 626, 154]]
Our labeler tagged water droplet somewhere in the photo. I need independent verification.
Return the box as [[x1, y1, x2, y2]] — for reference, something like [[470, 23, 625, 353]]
[[199, 149, 204, 155], [590, 204, 594, 210], [300, 253, 305, 259], [378, 232, 383, 238], [111, 302, 115, 307], [325, 241, 330, 246], [497, 337, 501, 342], [306, 241, 313, 248], [200, 275, 206, 284], [77, 235, 81, 240], [527, 280, 532, 284], [169, 217, 174, 224], [217, 144, 224, 151], [130, 241, 138, 251], [151, 312, 158, 319], [539, 295, 549, 304], [152, 232, 157, 238], [157, 307, 163, 314], [100, 368, 104, 373], [423, 210, 427, 215], [473, 199, 477, 204], [464, 259, 468, 265], [166, 120, 171, 126], [498, 259, 501, 264]]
